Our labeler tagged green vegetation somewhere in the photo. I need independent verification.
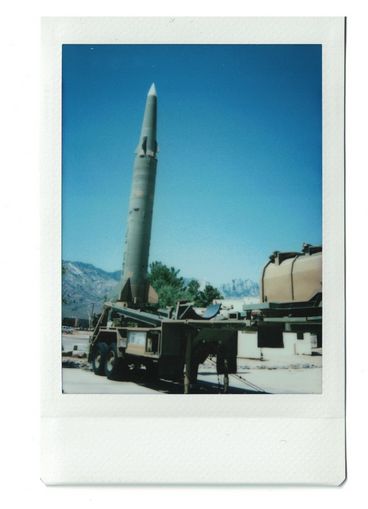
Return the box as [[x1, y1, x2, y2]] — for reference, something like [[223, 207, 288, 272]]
[[148, 261, 223, 308], [147, 261, 185, 308], [194, 284, 223, 308]]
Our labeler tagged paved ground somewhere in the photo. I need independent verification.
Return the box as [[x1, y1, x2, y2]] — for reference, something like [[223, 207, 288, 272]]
[[62, 368, 159, 394], [62, 332, 90, 355], [61, 332, 322, 394], [62, 366, 261, 394]]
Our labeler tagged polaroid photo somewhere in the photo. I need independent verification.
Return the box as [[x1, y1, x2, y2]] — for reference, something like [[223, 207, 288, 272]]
[[41, 17, 346, 485]]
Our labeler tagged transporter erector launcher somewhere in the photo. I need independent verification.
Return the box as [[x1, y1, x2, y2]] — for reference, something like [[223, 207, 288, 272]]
[[88, 85, 322, 393], [119, 83, 159, 306]]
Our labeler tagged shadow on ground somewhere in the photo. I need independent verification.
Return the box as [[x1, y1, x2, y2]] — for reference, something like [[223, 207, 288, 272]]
[[127, 370, 263, 394]]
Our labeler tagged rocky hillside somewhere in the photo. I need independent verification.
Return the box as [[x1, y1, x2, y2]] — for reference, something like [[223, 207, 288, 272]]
[[62, 261, 259, 319], [62, 261, 121, 319]]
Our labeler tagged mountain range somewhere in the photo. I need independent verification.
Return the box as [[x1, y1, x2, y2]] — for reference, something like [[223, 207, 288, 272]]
[[62, 261, 259, 319]]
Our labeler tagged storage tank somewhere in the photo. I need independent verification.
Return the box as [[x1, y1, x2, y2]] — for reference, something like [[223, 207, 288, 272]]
[[261, 244, 322, 303]]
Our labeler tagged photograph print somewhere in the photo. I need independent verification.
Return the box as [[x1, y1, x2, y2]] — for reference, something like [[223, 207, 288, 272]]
[[61, 43, 322, 395]]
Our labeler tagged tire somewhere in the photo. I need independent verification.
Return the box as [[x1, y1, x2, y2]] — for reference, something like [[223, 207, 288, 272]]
[[104, 344, 128, 381], [92, 342, 109, 376]]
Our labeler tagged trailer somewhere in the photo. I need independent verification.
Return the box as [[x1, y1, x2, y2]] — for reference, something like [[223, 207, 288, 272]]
[[88, 301, 250, 394]]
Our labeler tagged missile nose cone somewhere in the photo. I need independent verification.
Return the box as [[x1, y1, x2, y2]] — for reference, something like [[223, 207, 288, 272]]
[[148, 83, 157, 96], [136, 83, 158, 157]]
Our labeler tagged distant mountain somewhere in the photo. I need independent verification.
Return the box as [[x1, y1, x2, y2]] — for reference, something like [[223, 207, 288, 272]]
[[62, 261, 121, 319], [62, 261, 259, 319], [219, 278, 259, 299], [182, 277, 210, 291]]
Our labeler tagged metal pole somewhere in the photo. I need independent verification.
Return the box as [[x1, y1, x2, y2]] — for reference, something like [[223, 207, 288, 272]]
[[223, 359, 229, 394]]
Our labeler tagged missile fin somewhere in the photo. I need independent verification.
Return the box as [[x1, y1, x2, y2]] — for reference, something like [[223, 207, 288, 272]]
[[147, 284, 159, 305], [119, 278, 133, 303]]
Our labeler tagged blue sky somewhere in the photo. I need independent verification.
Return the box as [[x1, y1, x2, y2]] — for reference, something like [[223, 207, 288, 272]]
[[62, 44, 322, 285]]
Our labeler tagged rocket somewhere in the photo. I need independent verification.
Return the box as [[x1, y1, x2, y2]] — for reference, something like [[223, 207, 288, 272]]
[[119, 83, 159, 306]]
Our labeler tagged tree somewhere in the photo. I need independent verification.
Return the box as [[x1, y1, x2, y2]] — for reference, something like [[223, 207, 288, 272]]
[[148, 261, 223, 308], [195, 284, 223, 307], [154, 284, 182, 308], [149, 261, 185, 289], [185, 279, 201, 302], [148, 261, 186, 307]]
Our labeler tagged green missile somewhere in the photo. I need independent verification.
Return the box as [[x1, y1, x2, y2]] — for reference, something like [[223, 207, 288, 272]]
[[119, 83, 159, 305]]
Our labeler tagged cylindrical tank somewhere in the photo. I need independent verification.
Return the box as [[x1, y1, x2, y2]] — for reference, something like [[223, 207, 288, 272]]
[[261, 244, 322, 303]]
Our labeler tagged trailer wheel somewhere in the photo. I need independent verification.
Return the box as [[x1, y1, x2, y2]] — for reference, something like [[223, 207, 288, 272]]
[[92, 342, 109, 376], [105, 345, 128, 381]]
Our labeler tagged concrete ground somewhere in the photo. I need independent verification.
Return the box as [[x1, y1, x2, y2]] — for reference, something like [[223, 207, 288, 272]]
[[62, 368, 159, 394], [62, 332, 322, 394], [62, 332, 90, 355]]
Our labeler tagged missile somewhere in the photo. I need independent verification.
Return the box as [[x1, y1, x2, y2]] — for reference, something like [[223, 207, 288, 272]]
[[119, 83, 159, 305]]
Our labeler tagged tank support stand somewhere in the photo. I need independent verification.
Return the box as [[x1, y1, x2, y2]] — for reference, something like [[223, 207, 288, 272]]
[[184, 331, 193, 394], [223, 359, 229, 394]]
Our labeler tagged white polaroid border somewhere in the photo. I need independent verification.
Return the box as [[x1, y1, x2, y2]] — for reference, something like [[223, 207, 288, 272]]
[[41, 17, 345, 485]]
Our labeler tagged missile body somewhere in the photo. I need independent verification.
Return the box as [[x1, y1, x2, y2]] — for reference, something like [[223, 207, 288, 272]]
[[119, 83, 159, 305]]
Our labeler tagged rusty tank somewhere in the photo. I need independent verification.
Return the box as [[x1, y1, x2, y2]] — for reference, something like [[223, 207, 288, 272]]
[[261, 244, 322, 304]]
